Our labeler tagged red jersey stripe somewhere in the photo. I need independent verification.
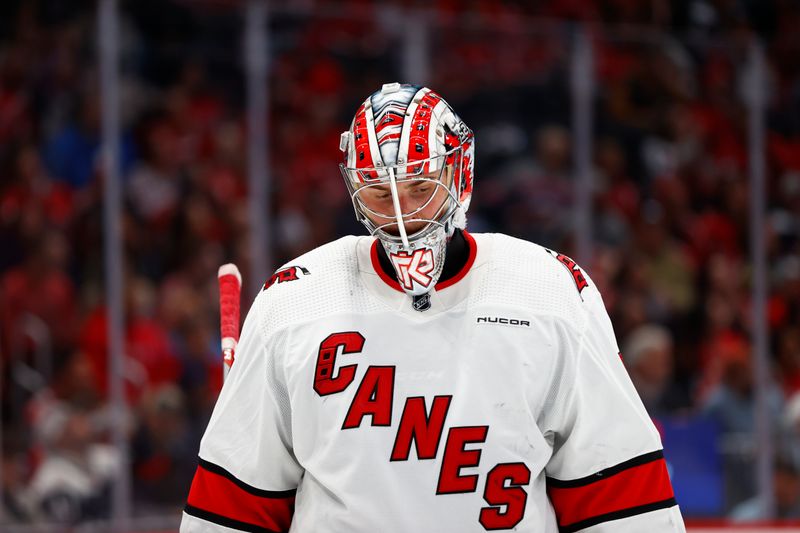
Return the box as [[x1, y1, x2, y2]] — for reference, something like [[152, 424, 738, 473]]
[[546, 451, 676, 531], [186, 459, 295, 533]]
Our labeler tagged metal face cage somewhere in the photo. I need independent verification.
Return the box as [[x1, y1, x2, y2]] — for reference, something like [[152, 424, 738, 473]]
[[341, 149, 463, 248]]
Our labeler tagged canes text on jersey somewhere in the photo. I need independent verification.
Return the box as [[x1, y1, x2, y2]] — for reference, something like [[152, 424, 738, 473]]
[[313, 331, 531, 531]]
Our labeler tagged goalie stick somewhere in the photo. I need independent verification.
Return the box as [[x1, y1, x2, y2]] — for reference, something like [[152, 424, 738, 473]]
[[218, 263, 242, 381]]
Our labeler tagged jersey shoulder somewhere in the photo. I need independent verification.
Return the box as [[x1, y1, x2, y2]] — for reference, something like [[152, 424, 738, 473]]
[[471, 232, 595, 328], [261, 235, 359, 291], [249, 235, 381, 334]]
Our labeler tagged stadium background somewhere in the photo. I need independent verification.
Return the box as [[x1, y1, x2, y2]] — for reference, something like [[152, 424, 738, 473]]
[[1, 0, 800, 530]]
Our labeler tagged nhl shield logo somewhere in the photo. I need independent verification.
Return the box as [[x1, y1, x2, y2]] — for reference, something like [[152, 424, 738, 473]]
[[412, 293, 431, 312]]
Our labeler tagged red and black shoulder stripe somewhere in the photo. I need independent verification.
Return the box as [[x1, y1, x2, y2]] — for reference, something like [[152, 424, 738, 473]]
[[546, 450, 677, 532], [185, 458, 296, 533]]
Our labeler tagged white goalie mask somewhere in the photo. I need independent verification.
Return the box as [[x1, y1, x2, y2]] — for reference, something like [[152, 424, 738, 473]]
[[340, 83, 475, 297]]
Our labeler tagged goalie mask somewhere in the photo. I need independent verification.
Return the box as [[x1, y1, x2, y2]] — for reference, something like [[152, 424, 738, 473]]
[[340, 83, 475, 297]]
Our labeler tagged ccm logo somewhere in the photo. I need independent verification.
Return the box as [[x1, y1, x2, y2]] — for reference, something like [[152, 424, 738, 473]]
[[476, 317, 530, 327]]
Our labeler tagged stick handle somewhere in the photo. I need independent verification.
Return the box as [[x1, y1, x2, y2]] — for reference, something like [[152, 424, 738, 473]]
[[218, 263, 242, 381]]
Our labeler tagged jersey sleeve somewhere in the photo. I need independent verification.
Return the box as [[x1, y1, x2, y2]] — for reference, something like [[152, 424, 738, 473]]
[[181, 297, 302, 533], [542, 281, 686, 532]]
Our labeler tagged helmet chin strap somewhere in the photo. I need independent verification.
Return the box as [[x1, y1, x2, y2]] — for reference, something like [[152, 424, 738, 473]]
[[387, 168, 410, 249]]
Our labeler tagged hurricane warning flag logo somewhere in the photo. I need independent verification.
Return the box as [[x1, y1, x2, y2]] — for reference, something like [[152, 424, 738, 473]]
[[545, 249, 588, 295], [390, 248, 434, 291]]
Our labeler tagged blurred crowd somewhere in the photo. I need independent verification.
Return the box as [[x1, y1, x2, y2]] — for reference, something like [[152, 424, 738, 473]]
[[1, 0, 800, 525]]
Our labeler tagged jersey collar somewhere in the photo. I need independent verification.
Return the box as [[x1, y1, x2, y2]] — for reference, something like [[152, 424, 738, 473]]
[[369, 230, 478, 293]]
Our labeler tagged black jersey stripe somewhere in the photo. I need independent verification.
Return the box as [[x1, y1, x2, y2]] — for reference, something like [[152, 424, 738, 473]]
[[184, 504, 284, 533], [546, 450, 665, 488], [558, 497, 678, 533], [198, 457, 297, 499]]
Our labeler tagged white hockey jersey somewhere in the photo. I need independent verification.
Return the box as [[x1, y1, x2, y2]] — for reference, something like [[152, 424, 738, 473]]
[[181, 232, 686, 533]]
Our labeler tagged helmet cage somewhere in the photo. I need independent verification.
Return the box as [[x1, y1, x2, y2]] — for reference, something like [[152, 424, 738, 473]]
[[341, 148, 463, 247]]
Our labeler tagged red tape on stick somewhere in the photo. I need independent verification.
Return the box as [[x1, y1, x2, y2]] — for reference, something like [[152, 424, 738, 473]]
[[218, 263, 242, 380]]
